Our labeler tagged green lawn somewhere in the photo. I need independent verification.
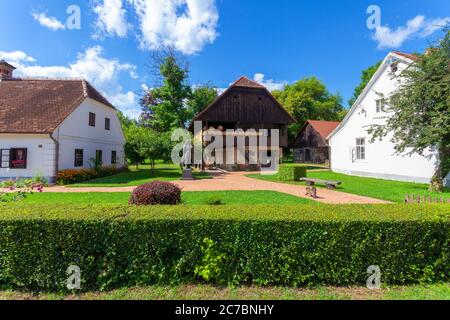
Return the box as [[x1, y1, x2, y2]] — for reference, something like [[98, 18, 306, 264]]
[[23, 190, 316, 205], [68, 163, 211, 187], [247, 170, 450, 203], [1, 283, 448, 300]]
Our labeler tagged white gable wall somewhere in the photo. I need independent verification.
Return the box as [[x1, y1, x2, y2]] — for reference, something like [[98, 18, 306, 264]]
[[330, 55, 439, 184], [0, 134, 56, 180], [56, 98, 126, 170]]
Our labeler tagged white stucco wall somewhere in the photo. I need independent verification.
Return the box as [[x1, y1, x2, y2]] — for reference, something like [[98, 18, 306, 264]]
[[0, 134, 56, 181], [56, 98, 126, 170], [0, 97, 126, 183], [330, 54, 440, 185]]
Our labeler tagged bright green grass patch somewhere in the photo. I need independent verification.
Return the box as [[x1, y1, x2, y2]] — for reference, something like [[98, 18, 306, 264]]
[[383, 283, 450, 300], [0, 283, 448, 300], [2, 203, 448, 221], [22, 191, 316, 205], [247, 170, 450, 203], [68, 164, 211, 187]]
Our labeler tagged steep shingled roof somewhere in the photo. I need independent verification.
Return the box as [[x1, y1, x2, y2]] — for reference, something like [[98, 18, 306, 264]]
[[231, 76, 266, 89], [0, 78, 115, 134], [307, 120, 341, 139], [192, 76, 295, 125]]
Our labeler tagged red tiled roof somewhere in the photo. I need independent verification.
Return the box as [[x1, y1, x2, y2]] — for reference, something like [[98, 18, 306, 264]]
[[0, 78, 115, 134], [307, 120, 340, 139], [0, 60, 16, 70], [231, 76, 266, 89], [392, 51, 419, 61]]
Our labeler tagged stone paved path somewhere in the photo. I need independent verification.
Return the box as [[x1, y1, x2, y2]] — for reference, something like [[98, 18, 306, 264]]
[[44, 171, 389, 204]]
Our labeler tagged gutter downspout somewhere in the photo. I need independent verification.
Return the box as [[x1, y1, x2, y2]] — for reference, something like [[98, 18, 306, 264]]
[[49, 129, 59, 185]]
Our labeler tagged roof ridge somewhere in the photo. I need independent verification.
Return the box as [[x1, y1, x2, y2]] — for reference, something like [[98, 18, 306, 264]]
[[391, 51, 419, 61], [81, 79, 88, 97], [11, 77, 87, 81], [231, 76, 265, 88]]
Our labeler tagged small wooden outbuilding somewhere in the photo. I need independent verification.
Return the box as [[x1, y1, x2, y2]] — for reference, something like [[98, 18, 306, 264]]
[[291, 120, 340, 164]]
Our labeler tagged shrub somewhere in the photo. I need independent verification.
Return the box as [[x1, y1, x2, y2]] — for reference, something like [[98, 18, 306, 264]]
[[0, 203, 448, 291], [278, 165, 306, 181], [57, 169, 96, 185], [205, 196, 224, 205], [129, 181, 181, 206], [57, 166, 127, 185]]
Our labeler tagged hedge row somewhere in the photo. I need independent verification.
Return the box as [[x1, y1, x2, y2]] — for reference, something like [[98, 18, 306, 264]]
[[0, 204, 448, 291], [57, 166, 128, 185], [278, 165, 307, 181]]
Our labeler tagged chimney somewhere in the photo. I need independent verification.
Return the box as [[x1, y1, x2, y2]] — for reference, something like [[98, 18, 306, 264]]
[[0, 60, 16, 80]]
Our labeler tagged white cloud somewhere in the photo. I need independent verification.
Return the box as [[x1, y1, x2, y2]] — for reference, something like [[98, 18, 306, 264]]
[[32, 13, 66, 31], [0, 51, 36, 63], [131, 0, 219, 55], [3, 46, 140, 118], [421, 17, 450, 37], [93, 0, 129, 38], [373, 15, 449, 49], [253, 73, 287, 92]]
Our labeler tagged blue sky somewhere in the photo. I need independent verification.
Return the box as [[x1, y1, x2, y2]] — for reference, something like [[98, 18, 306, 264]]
[[0, 0, 448, 118]]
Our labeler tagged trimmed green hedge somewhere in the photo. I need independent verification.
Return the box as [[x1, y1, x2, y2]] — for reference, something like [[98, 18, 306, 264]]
[[0, 204, 448, 291], [278, 165, 307, 181]]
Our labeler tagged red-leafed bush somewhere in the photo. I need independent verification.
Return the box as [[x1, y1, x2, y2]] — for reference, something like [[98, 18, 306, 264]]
[[129, 181, 181, 206]]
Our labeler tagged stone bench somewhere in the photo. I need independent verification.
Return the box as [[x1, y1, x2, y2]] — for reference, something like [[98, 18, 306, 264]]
[[300, 178, 342, 190]]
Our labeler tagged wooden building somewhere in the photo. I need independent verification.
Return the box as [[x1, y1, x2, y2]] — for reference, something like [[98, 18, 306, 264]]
[[291, 120, 340, 165], [192, 76, 295, 170]]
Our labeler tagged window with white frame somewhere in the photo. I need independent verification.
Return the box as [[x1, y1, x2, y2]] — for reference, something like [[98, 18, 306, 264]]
[[0, 149, 10, 168], [356, 138, 366, 160], [375, 99, 386, 113]]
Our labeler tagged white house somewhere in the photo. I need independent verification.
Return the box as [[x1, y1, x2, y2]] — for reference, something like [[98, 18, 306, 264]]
[[329, 51, 449, 186], [0, 60, 126, 183]]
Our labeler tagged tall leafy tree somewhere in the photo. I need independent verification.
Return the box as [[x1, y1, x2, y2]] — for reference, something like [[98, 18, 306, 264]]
[[141, 48, 192, 131], [272, 77, 345, 138], [126, 125, 173, 170], [369, 30, 450, 191], [123, 124, 146, 169], [348, 61, 382, 107], [187, 84, 218, 120]]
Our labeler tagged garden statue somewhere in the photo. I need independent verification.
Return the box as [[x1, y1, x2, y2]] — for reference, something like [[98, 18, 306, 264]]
[[180, 141, 195, 180]]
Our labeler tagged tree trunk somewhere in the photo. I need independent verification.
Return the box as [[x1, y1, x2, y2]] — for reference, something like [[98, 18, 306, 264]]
[[429, 172, 444, 192], [429, 143, 447, 192]]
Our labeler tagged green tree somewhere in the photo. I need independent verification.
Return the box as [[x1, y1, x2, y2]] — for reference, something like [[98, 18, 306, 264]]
[[187, 84, 218, 120], [124, 124, 146, 169], [369, 30, 450, 191], [272, 77, 345, 138], [137, 129, 173, 170], [348, 61, 382, 107], [117, 110, 137, 133], [141, 49, 192, 131]]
